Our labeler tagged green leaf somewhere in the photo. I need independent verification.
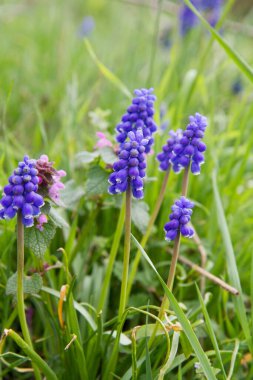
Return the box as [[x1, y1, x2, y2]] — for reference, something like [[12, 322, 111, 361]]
[[60, 180, 85, 210], [180, 332, 192, 359], [6, 273, 43, 296], [196, 285, 227, 379], [227, 339, 240, 380], [24, 220, 56, 259], [75, 151, 99, 166], [212, 171, 252, 352], [131, 200, 150, 234], [49, 207, 69, 229], [40, 201, 51, 215], [131, 234, 217, 380], [99, 147, 116, 165], [160, 331, 180, 377], [85, 166, 109, 196], [84, 39, 132, 98], [183, 0, 253, 82], [145, 308, 153, 380]]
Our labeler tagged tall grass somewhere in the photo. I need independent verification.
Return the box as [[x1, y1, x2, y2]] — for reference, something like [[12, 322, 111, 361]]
[[0, 0, 253, 378]]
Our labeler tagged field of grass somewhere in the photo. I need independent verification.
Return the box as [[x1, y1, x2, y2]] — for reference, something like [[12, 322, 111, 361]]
[[0, 0, 253, 379]]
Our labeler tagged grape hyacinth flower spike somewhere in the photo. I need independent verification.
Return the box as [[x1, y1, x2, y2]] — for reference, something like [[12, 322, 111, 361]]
[[115, 88, 157, 153], [157, 129, 183, 171], [179, 0, 223, 35], [171, 113, 208, 175], [108, 129, 149, 199], [156, 197, 195, 323], [164, 196, 194, 241], [0, 155, 44, 227]]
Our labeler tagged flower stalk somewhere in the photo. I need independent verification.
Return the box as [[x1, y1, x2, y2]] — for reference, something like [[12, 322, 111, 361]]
[[17, 211, 41, 380], [126, 167, 171, 301], [98, 197, 126, 312], [3, 329, 57, 380], [118, 185, 132, 319]]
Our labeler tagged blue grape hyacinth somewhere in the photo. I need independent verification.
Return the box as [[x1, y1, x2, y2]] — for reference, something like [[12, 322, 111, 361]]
[[0, 155, 44, 227], [157, 129, 183, 171], [108, 129, 149, 199], [115, 88, 157, 153], [171, 113, 207, 175], [164, 197, 194, 241], [179, 0, 223, 35]]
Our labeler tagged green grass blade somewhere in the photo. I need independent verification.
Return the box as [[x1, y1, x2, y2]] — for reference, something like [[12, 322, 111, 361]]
[[212, 171, 252, 352], [131, 234, 217, 380], [145, 308, 153, 380], [183, 0, 253, 82], [159, 331, 180, 379], [84, 39, 132, 98], [196, 285, 227, 379], [227, 339, 239, 380]]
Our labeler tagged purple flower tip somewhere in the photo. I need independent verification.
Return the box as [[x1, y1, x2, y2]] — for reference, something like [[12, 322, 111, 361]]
[[164, 196, 194, 241], [109, 88, 157, 199], [0, 155, 44, 227], [115, 88, 157, 154], [157, 129, 183, 171], [179, 0, 223, 35], [171, 113, 207, 175]]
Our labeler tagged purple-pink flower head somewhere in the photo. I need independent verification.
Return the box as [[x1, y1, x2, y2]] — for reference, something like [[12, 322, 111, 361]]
[[171, 113, 207, 175], [36, 155, 66, 205], [157, 129, 183, 171], [108, 129, 149, 199], [164, 197, 194, 241], [115, 88, 157, 154], [95, 132, 113, 149], [36, 214, 48, 231], [0, 155, 44, 227]]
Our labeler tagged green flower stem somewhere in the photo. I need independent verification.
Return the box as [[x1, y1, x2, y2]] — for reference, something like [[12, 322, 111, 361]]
[[3, 329, 57, 380], [103, 187, 132, 380], [97, 197, 126, 312], [159, 166, 190, 314], [17, 211, 41, 380], [149, 167, 190, 346], [181, 165, 189, 197], [126, 167, 171, 302], [118, 186, 132, 320], [158, 233, 181, 318]]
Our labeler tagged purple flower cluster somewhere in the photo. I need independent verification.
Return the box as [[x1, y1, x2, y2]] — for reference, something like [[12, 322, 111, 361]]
[[164, 197, 194, 241], [157, 129, 183, 171], [36, 155, 66, 205], [0, 155, 44, 227], [108, 130, 148, 199], [115, 88, 157, 154], [179, 0, 199, 35], [171, 113, 207, 175], [179, 0, 223, 35]]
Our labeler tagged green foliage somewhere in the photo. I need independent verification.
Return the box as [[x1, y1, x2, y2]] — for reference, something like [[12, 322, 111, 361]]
[[6, 273, 43, 297], [0, 0, 253, 378], [85, 165, 109, 196], [24, 220, 56, 258]]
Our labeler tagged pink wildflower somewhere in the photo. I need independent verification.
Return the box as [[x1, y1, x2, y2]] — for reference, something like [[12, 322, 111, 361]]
[[36, 155, 66, 204], [36, 214, 48, 231], [95, 132, 112, 149]]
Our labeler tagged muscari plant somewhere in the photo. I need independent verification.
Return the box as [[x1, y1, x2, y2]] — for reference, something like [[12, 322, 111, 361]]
[[158, 112, 207, 319], [108, 88, 157, 317], [0, 154, 65, 380], [102, 87, 209, 377], [127, 113, 207, 301], [179, 0, 223, 35]]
